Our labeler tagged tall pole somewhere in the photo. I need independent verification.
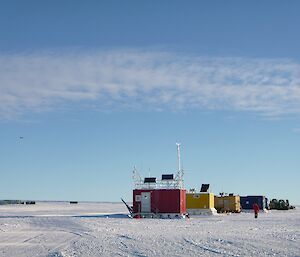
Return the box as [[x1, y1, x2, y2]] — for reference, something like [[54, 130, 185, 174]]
[[176, 142, 184, 188], [176, 143, 181, 173]]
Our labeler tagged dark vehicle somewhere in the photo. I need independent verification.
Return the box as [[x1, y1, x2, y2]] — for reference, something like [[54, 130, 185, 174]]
[[269, 199, 295, 210]]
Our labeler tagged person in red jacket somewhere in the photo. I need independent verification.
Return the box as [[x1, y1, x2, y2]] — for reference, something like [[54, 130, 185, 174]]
[[253, 203, 260, 218]]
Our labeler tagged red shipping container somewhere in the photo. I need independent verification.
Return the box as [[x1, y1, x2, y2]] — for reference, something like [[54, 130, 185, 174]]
[[133, 189, 186, 215]]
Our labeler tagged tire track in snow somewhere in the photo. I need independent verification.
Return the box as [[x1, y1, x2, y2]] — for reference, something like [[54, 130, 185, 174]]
[[183, 237, 237, 256], [16, 217, 93, 256], [23, 233, 44, 243], [116, 234, 150, 257]]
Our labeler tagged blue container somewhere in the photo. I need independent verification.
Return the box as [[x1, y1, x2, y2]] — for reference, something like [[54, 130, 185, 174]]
[[240, 196, 266, 210]]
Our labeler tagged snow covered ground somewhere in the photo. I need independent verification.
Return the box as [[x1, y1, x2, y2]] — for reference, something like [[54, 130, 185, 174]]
[[0, 202, 299, 257]]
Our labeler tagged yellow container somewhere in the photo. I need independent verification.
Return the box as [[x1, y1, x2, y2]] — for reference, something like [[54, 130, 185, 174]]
[[214, 195, 241, 213], [186, 193, 214, 209]]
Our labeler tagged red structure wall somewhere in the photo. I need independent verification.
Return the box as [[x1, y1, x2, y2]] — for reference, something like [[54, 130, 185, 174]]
[[133, 189, 186, 214]]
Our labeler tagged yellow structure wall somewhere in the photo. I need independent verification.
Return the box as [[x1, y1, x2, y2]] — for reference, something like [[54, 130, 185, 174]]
[[214, 195, 241, 212], [186, 193, 214, 209]]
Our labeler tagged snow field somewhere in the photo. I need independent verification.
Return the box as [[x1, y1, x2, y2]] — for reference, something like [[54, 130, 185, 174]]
[[0, 202, 299, 257]]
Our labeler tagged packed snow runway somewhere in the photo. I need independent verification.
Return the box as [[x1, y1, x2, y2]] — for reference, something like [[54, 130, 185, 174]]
[[0, 202, 299, 257]]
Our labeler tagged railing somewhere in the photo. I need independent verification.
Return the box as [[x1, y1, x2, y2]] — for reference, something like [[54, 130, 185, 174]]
[[134, 179, 184, 190]]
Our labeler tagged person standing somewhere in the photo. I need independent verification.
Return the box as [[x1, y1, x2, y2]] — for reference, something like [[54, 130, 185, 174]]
[[253, 203, 260, 218]]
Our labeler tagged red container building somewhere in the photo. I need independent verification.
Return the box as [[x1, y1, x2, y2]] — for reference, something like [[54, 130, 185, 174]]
[[133, 189, 186, 218], [131, 143, 187, 218]]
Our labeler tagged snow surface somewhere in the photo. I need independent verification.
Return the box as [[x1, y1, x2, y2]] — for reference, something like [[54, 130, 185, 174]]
[[0, 202, 299, 257]]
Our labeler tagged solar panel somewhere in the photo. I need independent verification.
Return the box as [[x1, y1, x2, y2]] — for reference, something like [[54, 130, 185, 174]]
[[162, 174, 174, 180], [200, 184, 210, 192], [144, 177, 156, 183]]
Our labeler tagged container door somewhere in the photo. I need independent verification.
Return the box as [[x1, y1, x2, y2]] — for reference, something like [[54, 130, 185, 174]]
[[141, 192, 151, 213], [224, 200, 229, 211]]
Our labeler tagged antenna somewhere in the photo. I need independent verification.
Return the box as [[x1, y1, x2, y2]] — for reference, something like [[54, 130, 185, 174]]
[[175, 143, 184, 189], [132, 166, 143, 189], [176, 142, 181, 172]]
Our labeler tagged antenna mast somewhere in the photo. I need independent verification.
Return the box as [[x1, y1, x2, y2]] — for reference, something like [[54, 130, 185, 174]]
[[132, 166, 143, 189], [176, 143, 181, 172], [176, 142, 184, 189]]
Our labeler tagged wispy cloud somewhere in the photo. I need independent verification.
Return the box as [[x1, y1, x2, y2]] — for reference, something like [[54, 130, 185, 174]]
[[293, 128, 300, 133], [1, 49, 300, 119]]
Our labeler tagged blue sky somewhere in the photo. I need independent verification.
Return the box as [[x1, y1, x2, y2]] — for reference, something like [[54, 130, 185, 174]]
[[0, 1, 300, 204]]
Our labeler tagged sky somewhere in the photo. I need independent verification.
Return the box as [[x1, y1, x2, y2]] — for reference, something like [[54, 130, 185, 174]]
[[0, 1, 300, 204]]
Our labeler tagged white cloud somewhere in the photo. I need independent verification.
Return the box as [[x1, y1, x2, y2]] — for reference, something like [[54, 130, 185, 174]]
[[1, 49, 300, 119], [293, 128, 300, 133]]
